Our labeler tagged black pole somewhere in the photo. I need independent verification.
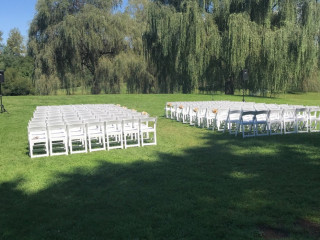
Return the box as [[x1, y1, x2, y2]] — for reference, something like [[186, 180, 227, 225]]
[[242, 69, 248, 102], [212, 82, 214, 101], [242, 78, 245, 102], [0, 83, 7, 113]]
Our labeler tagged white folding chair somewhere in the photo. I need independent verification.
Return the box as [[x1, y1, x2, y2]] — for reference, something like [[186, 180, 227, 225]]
[[225, 109, 242, 136], [309, 106, 320, 132], [122, 119, 140, 148], [170, 105, 177, 120], [182, 107, 190, 124], [105, 120, 123, 150], [214, 108, 229, 131], [254, 110, 269, 136], [140, 117, 157, 146], [67, 123, 87, 154], [47, 124, 69, 156], [86, 121, 106, 152], [268, 109, 283, 135], [28, 126, 49, 158], [176, 106, 184, 122], [165, 103, 172, 118], [283, 107, 296, 134], [295, 107, 309, 133], [196, 108, 206, 128], [204, 108, 217, 129], [239, 110, 256, 138]]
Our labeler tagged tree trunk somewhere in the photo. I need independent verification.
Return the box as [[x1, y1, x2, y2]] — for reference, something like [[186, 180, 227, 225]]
[[225, 76, 234, 95], [91, 77, 101, 94]]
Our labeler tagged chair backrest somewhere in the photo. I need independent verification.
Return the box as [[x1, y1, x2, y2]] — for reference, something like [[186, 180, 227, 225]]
[[28, 126, 47, 135], [100, 117, 115, 122], [47, 124, 66, 131], [80, 115, 96, 121], [282, 108, 295, 119], [227, 109, 242, 121], [66, 120, 83, 125], [255, 110, 269, 121], [216, 108, 229, 119], [63, 115, 79, 121], [67, 123, 86, 134], [309, 106, 320, 118], [46, 120, 65, 126], [241, 110, 256, 122], [86, 121, 104, 127], [140, 117, 157, 128], [105, 120, 122, 130], [122, 118, 140, 130], [269, 109, 283, 120], [83, 118, 99, 124], [295, 107, 308, 117]]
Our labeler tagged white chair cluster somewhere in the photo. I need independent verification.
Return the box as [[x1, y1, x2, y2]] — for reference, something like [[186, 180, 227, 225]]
[[28, 104, 157, 158], [165, 101, 320, 138]]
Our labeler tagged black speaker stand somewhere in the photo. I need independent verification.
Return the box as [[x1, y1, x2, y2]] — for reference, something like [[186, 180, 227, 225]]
[[0, 83, 8, 113]]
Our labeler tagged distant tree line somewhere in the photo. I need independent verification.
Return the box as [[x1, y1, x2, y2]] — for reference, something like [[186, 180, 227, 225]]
[[0, 29, 34, 95], [1, 0, 320, 96]]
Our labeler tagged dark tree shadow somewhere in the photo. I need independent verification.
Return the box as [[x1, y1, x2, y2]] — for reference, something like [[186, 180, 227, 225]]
[[1, 133, 320, 240]]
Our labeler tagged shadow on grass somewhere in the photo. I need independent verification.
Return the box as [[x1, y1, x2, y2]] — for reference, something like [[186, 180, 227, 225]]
[[1, 133, 320, 240]]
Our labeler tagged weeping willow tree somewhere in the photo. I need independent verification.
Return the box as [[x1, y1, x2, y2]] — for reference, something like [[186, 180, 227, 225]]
[[29, 0, 155, 94], [144, 1, 221, 93], [145, 0, 320, 94], [29, 0, 126, 94], [28, 0, 320, 95]]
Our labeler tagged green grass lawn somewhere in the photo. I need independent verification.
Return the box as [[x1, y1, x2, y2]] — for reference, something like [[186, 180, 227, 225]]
[[0, 93, 320, 240]]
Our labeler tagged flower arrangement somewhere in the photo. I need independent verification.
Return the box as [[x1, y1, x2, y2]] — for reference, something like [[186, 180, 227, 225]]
[[179, 105, 184, 109], [167, 103, 173, 107], [212, 109, 218, 114], [116, 104, 121, 107], [193, 107, 198, 112], [142, 111, 148, 115]]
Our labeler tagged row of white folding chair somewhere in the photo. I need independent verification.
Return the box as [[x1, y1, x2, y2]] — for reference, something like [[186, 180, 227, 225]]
[[224, 107, 320, 137], [238, 110, 269, 138], [224, 109, 276, 137], [33, 105, 136, 117], [168, 102, 320, 135], [29, 112, 150, 127], [28, 117, 157, 157], [165, 101, 215, 118], [166, 101, 257, 120]]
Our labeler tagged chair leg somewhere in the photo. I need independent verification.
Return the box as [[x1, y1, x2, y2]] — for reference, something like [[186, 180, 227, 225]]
[[29, 142, 33, 158], [137, 132, 140, 146], [124, 133, 127, 149], [141, 131, 144, 147], [106, 134, 110, 151]]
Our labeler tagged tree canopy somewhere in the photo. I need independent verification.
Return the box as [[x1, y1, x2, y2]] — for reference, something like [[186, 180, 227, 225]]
[[0, 28, 34, 96], [7, 28, 25, 56], [144, 0, 320, 95], [27, 0, 320, 95], [28, 0, 154, 94]]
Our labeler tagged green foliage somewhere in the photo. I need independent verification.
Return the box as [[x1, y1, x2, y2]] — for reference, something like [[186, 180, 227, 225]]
[[145, 0, 320, 94], [0, 44, 34, 96], [144, 1, 221, 93], [26, 0, 320, 95], [2, 67, 34, 95], [6, 28, 25, 56], [29, 0, 154, 95]]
